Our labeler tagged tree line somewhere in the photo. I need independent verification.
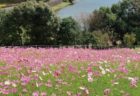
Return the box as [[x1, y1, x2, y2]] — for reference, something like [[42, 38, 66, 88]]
[[0, 0, 140, 47]]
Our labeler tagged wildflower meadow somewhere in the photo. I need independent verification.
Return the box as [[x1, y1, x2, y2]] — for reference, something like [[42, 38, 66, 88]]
[[0, 47, 140, 96]]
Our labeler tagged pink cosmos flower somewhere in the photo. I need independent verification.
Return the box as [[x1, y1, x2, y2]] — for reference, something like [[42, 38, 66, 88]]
[[21, 76, 31, 85], [129, 77, 139, 88], [1, 89, 9, 95], [22, 88, 28, 93], [88, 76, 93, 82], [32, 91, 39, 96], [53, 70, 61, 77], [118, 66, 128, 74], [45, 80, 53, 88], [87, 67, 93, 82], [68, 65, 76, 73], [87, 67, 92, 73]]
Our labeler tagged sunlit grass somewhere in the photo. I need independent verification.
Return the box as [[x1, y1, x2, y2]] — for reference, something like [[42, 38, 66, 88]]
[[1, 61, 140, 96], [0, 4, 6, 8], [52, 2, 70, 12], [0, 2, 70, 12]]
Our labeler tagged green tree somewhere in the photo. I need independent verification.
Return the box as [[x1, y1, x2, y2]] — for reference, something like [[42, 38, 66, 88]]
[[0, 10, 12, 45], [123, 33, 136, 47], [91, 30, 111, 48], [85, 0, 140, 46], [57, 17, 81, 45], [133, 28, 140, 44], [111, 0, 140, 38], [87, 7, 117, 32], [1, 0, 60, 45]]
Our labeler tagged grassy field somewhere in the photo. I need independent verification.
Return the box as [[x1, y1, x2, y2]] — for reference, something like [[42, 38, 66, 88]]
[[52, 2, 70, 12], [0, 1, 70, 12], [0, 48, 140, 96], [0, 4, 6, 8]]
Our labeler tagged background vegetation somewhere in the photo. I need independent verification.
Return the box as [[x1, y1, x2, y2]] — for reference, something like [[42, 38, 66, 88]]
[[0, 0, 140, 48]]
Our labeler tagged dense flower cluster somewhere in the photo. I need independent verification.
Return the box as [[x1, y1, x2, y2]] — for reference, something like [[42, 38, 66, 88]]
[[0, 48, 139, 95]]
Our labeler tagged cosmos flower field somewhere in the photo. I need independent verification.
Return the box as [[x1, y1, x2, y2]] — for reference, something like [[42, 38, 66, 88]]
[[0, 48, 140, 96]]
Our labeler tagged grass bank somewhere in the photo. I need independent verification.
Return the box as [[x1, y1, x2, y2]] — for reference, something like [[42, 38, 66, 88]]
[[0, 1, 70, 12], [0, 3, 6, 8], [52, 2, 70, 12]]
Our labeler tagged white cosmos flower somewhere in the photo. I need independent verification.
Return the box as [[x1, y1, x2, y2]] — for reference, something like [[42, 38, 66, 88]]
[[85, 89, 89, 94], [106, 69, 110, 72], [42, 71, 46, 76], [88, 72, 93, 77], [39, 76, 43, 81], [12, 83, 17, 87], [49, 71, 52, 74], [4, 80, 11, 85], [36, 82, 39, 87], [99, 66, 106, 74], [128, 77, 134, 80], [79, 86, 86, 90], [99, 66, 104, 70], [101, 70, 106, 75], [113, 82, 119, 85], [32, 70, 37, 73], [88, 77, 93, 82]]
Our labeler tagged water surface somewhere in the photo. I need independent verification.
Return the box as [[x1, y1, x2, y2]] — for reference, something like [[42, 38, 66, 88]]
[[58, 0, 121, 18]]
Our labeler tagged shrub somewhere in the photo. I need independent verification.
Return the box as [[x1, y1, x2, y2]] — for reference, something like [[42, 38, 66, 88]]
[[0, 10, 7, 30], [92, 30, 111, 48], [57, 17, 81, 45], [123, 33, 136, 47], [133, 28, 140, 45], [78, 31, 95, 45], [0, 10, 11, 45]]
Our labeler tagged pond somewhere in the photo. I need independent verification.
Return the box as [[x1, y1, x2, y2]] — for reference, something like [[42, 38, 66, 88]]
[[57, 0, 121, 18]]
